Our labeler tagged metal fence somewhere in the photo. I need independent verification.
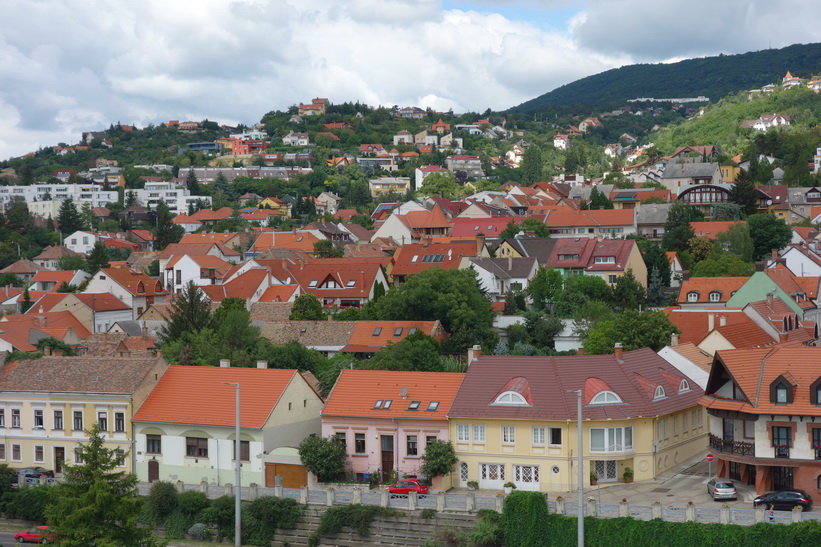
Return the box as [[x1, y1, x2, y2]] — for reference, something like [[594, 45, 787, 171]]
[[135, 481, 820, 526]]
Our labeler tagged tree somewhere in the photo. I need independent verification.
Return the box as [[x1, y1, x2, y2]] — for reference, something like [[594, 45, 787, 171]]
[[584, 310, 678, 354], [747, 214, 792, 261], [313, 239, 344, 258], [20, 287, 33, 313], [524, 311, 564, 349], [640, 241, 671, 288], [662, 201, 702, 251], [420, 441, 458, 479], [153, 200, 183, 251], [57, 197, 85, 235], [691, 253, 756, 277], [710, 202, 742, 221], [499, 217, 549, 239], [715, 222, 753, 262], [297, 435, 347, 483], [289, 293, 324, 320], [363, 332, 445, 372], [520, 144, 543, 184], [527, 266, 563, 312], [57, 254, 88, 271], [86, 241, 111, 273], [187, 168, 201, 195], [585, 187, 613, 210], [159, 280, 213, 344], [612, 268, 646, 310], [728, 168, 757, 216], [46, 425, 160, 546], [418, 172, 462, 199], [646, 266, 667, 306]]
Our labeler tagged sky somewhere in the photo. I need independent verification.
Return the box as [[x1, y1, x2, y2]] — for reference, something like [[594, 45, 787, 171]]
[[1, 0, 820, 161]]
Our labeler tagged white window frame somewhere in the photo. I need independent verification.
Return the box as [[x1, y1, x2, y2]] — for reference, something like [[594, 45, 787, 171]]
[[590, 391, 623, 405], [493, 391, 529, 406], [589, 426, 633, 453], [532, 427, 545, 446], [473, 424, 486, 443], [457, 424, 470, 442], [687, 292, 698, 302], [502, 425, 516, 444]]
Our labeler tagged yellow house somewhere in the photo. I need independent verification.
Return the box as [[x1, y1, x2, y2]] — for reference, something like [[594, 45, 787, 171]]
[[719, 164, 741, 183], [0, 355, 167, 475], [448, 348, 707, 492], [258, 197, 290, 216]]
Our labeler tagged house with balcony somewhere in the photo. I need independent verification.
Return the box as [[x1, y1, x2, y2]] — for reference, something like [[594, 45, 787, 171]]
[[449, 347, 706, 492], [699, 347, 821, 495]]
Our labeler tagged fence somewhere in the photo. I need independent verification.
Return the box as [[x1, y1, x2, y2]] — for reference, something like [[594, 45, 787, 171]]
[[136, 481, 821, 526]]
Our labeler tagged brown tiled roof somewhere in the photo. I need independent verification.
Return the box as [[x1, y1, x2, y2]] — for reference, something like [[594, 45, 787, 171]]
[[712, 320, 777, 349], [0, 259, 45, 275], [343, 320, 445, 351], [0, 355, 165, 393], [260, 320, 357, 347], [34, 245, 80, 260], [249, 302, 293, 321], [97, 268, 167, 297], [449, 348, 703, 421], [665, 308, 747, 344]]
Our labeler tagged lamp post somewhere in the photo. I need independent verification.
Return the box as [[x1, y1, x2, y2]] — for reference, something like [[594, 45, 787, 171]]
[[568, 389, 584, 547], [224, 382, 241, 547]]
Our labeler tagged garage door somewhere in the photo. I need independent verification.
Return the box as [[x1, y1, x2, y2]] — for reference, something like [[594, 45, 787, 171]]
[[265, 463, 308, 488]]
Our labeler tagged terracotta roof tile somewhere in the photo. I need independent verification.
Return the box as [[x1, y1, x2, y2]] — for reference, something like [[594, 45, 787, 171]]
[[0, 355, 164, 392]]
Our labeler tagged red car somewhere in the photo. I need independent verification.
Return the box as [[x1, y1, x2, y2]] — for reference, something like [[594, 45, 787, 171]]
[[14, 525, 54, 543], [386, 478, 429, 496]]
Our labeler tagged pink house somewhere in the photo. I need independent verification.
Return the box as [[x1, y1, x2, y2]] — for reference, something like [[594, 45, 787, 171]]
[[321, 370, 464, 489]]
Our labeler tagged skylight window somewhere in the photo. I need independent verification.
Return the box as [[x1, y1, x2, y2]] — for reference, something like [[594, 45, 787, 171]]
[[411, 255, 419, 263], [394, 327, 403, 336], [654, 386, 666, 400], [408, 327, 417, 335], [408, 401, 421, 410], [382, 400, 392, 409], [373, 327, 382, 336], [427, 401, 440, 411], [308, 280, 318, 288], [373, 400, 383, 409], [296, 236, 304, 242], [346, 279, 356, 287], [679, 379, 691, 393], [590, 391, 622, 405]]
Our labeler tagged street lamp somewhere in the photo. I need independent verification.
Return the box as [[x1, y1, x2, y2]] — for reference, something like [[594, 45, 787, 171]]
[[224, 382, 241, 547], [568, 389, 584, 547]]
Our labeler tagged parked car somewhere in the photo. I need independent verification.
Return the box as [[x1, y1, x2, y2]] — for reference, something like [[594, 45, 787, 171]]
[[14, 525, 54, 543], [706, 478, 738, 501], [753, 489, 813, 511], [386, 477, 429, 496], [16, 467, 54, 479]]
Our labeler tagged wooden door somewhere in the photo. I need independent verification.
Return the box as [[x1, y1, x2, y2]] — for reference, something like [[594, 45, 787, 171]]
[[380, 435, 394, 482], [54, 447, 65, 474], [148, 460, 159, 482], [265, 463, 308, 488]]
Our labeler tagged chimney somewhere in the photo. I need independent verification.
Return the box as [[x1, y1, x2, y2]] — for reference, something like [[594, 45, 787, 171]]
[[771, 248, 778, 262], [614, 343, 623, 360], [141, 322, 148, 339], [707, 313, 715, 331], [670, 333, 679, 347], [44, 347, 52, 356], [467, 344, 481, 363], [219, 359, 231, 368], [422, 236, 431, 248], [53, 349, 63, 357], [767, 293, 774, 308], [719, 315, 727, 327], [476, 233, 486, 254], [577, 348, 584, 356], [327, 314, 333, 321], [256, 360, 268, 369], [508, 255, 513, 271]]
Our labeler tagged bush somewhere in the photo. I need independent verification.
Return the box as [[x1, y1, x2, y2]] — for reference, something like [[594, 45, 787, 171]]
[[177, 490, 210, 517], [0, 484, 53, 521], [310, 504, 401, 545], [467, 509, 504, 546], [146, 481, 178, 524], [243, 496, 303, 546], [502, 491, 549, 547], [202, 495, 237, 541], [298, 435, 347, 482]]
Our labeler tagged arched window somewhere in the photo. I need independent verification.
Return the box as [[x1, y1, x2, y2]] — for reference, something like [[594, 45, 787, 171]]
[[687, 292, 699, 303], [590, 391, 622, 405], [493, 391, 529, 406], [679, 379, 691, 393], [653, 386, 666, 400], [709, 291, 721, 303]]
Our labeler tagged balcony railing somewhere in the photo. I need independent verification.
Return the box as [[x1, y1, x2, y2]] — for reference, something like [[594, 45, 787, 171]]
[[814, 447, 821, 461], [708, 433, 754, 456], [774, 445, 791, 459]]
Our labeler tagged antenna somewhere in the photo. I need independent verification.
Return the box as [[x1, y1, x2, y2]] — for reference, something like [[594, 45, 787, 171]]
[[399, 387, 408, 399]]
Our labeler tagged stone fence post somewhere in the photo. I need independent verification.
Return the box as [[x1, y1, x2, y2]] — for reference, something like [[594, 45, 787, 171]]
[[437, 492, 445, 512], [326, 488, 334, 507], [685, 504, 696, 522], [466, 492, 476, 512], [792, 506, 803, 523], [199, 481, 208, 496], [495, 494, 504, 513], [353, 488, 362, 505], [651, 501, 662, 520], [587, 498, 597, 518], [755, 504, 766, 523], [380, 489, 389, 508], [176, 480, 185, 493], [299, 486, 308, 505], [274, 485, 283, 499], [556, 497, 566, 515], [720, 504, 730, 524], [225, 484, 234, 498], [619, 500, 629, 518]]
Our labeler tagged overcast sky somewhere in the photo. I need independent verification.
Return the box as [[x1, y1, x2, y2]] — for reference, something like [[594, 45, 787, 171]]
[[1, 0, 820, 161]]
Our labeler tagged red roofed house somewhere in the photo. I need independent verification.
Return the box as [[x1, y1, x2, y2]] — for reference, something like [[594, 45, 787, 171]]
[[700, 347, 821, 495], [84, 268, 169, 319], [449, 348, 706, 492], [0, 310, 92, 352], [286, 259, 389, 308], [30, 292, 132, 334], [391, 240, 487, 285], [30, 270, 90, 292], [322, 370, 464, 487], [546, 238, 647, 287], [340, 320, 447, 355], [164, 254, 233, 295], [133, 363, 323, 487], [678, 277, 748, 309], [370, 205, 452, 245]]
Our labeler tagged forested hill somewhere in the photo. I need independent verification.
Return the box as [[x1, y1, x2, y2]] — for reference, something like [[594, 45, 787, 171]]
[[510, 42, 821, 112]]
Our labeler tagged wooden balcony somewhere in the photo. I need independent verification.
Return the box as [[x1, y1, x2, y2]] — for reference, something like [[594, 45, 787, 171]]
[[708, 433, 754, 456]]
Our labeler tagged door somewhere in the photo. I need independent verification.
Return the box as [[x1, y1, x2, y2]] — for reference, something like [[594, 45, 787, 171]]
[[148, 460, 159, 482], [772, 466, 794, 491], [380, 435, 394, 483], [54, 447, 65, 474], [723, 419, 734, 441], [479, 463, 505, 489], [513, 465, 540, 491], [265, 463, 308, 488], [594, 460, 618, 482]]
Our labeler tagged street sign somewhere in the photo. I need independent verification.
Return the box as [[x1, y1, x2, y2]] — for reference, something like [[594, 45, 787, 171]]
[[706, 453, 714, 462]]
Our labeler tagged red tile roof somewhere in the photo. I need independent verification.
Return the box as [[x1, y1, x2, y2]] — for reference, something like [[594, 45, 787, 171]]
[[342, 320, 444, 351], [678, 277, 748, 304], [544, 208, 634, 228], [392, 241, 478, 277], [97, 268, 167, 297]]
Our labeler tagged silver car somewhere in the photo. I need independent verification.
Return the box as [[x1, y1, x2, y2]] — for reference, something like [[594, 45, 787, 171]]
[[707, 478, 737, 501]]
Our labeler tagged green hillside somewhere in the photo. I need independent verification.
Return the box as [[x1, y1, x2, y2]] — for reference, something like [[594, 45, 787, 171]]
[[511, 42, 821, 111]]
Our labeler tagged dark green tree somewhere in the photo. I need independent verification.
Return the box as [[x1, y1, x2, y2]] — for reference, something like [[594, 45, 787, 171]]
[[710, 202, 742, 221], [584, 310, 678, 354], [153, 200, 183, 251], [419, 440, 458, 479], [646, 266, 667, 306], [747, 213, 792, 261], [527, 266, 563, 312], [662, 201, 702, 251], [297, 435, 347, 483], [159, 280, 213, 344], [86, 241, 111, 273], [20, 287, 33, 313], [187, 168, 201, 195], [612, 268, 646, 310], [520, 144, 543, 184], [500, 218, 548, 239], [585, 187, 613, 210], [728, 168, 757, 216], [640, 241, 671, 288], [313, 239, 344, 258], [46, 425, 160, 546], [57, 198, 85, 235], [289, 293, 324, 320], [57, 254, 88, 271], [363, 332, 445, 372], [692, 253, 756, 277]]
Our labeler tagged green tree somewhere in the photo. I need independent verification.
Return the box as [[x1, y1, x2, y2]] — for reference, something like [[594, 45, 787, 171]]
[[585, 187, 613, 210], [662, 201, 702, 252], [363, 268, 496, 353], [527, 266, 563, 312], [187, 168, 201, 195], [159, 280, 213, 344], [502, 491, 549, 547], [57, 197, 85, 235], [612, 268, 646, 310], [710, 202, 742, 221], [646, 266, 667, 306], [297, 435, 347, 483], [153, 200, 183, 251], [57, 254, 88, 271], [524, 311, 564, 349], [419, 440, 458, 479], [46, 424, 160, 546], [313, 239, 344, 258], [500, 218, 548, 239], [363, 332, 445, 372], [728, 168, 757, 216], [640, 241, 671, 288], [520, 144, 544, 184], [289, 293, 324, 320], [20, 287, 33, 313], [584, 310, 678, 354], [86, 241, 111, 273], [691, 253, 756, 277], [715, 222, 753, 262], [418, 171, 462, 199], [747, 213, 792, 261]]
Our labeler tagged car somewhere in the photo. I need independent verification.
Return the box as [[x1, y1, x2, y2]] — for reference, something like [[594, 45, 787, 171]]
[[14, 525, 54, 543], [386, 477, 429, 496], [706, 478, 738, 501], [753, 489, 813, 511], [16, 467, 54, 479]]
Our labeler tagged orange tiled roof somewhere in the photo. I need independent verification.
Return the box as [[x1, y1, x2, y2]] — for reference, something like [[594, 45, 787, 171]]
[[544, 208, 634, 228], [678, 277, 748, 304], [251, 231, 320, 253], [180, 232, 240, 245], [97, 268, 167, 296], [711, 319, 778, 350], [322, 369, 464, 419], [665, 308, 747, 344], [132, 365, 300, 428], [344, 320, 443, 349], [257, 284, 299, 303]]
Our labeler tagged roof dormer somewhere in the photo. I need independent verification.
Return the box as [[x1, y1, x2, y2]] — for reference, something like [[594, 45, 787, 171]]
[[770, 374, 794, 405]]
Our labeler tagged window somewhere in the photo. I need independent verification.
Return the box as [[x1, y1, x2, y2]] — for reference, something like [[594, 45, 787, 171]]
[[373, 400, 383, 409], [146, 435, 161, 454], [373, 327, 382, 336], [773, 426, 791, 447], [98, 411, 108, 431], [335, 432, 347, 448], [115, 449, 126, 466], [776, 383, 788, 404], [679, 379, 691, 393], [12, 444, 21, 461], [308, 280, 318, 288], [0, 444, 4, 460], [408, 401, 421, 411], [0, 409, 4, 427], [473, 424, 486, 442], [73, 411, 83, 430], [590, 426, 633, 453], [502, 425, 516, 444], [382, 400, 392, 409], [354, 433, 366, 454], [457, 424, 470, 442], [186, 437, 208, 457], [346, 279, 356, 287], [233, 440, 250, 461], [393, 327, 403, 336], [590, 391, 622, 405], [594, 256, 615, 264], [11, 409, 20, 428], [53, 410, 63, 430], [608, 274, 618, 284], [29, 409, 43, 430], [114, 412, 125, 432], [532, 427, 545, 445], [34, 445, 44, 462], [709, 291, 721, 303], [550, 428, 562, 445], [426, 435, 437, 446], [813, 429, 821, 449], [514, 465, 540, 484], [493, 391, 529, 406], [407, 435, 418, 456], [427, 401, 440, 411], [653, 386, 666, 400], [74, 448, 84, 464], [687, 292, 699, 302], [460, 462, 469, 482], [673, 415, 678, 435]]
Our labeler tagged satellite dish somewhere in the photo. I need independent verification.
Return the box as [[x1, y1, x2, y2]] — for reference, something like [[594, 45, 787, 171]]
[[766, 199, 772, 206], [399, 387, 408, 399]]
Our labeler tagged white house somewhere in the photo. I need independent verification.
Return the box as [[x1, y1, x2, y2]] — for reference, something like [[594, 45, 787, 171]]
[[467, 257, 538, 301], [163, 254, 233, 295], [281, 131, 310, 147], [83, 268, 169, 319]]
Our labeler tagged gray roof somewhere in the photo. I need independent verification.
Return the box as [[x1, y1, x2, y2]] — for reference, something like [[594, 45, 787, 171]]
[[470, 257, 538, 279], [501, 237, 558, 265], [568, 184, 614, 201], [260, 320, 357, 348], [661, 162, 720, 179], [636, 203, 673, 225]]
